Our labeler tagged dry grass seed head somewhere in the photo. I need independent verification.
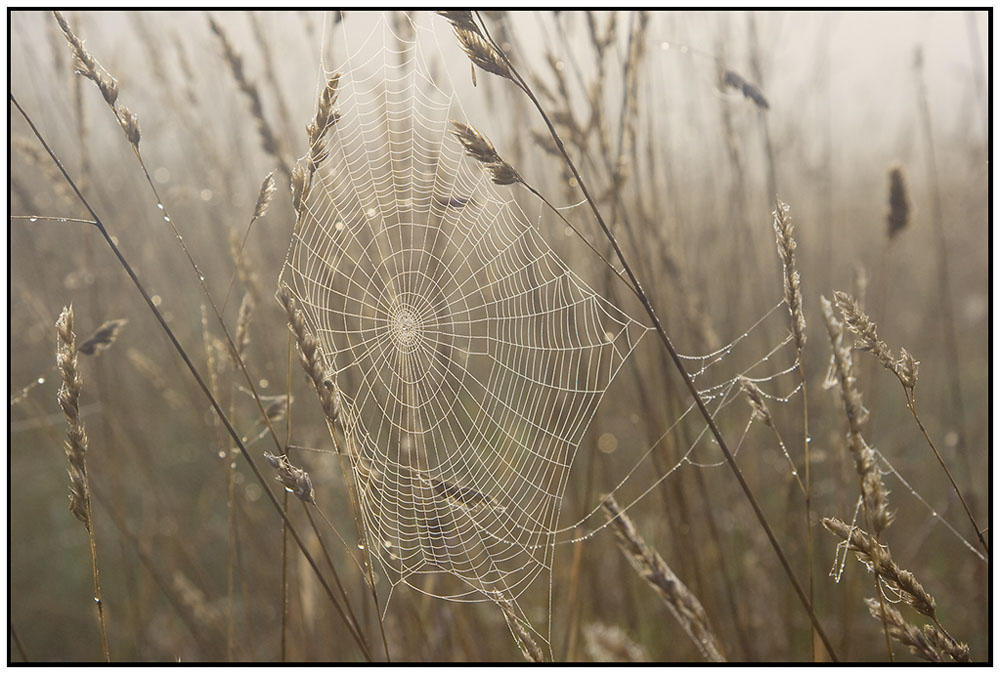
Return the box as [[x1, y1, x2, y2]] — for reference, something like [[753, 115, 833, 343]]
[[277, 287, 341, 424], [821, 298, 894, 534], [773, 200, 806, 351], [822, 517, 934, 618], [821, 296, 866, 426], [584, 623, 649, 662], [833, 290, 918, 393], [450, 121, 521, 186], [738, 375, 773, 428], [307, 73, 342, 171], [263, 451, 316, 504], [602, 495, 725, 662], [494, 594, 544, 662], [723, 69, 770, 109], [833, 291, 895, 374], [864, 598, 943, 662], [922, 623, 971, 662], [118, 105, 141, 147], [887, 161, 911, 239], [78, 318, 127, 356], [437, 11, 480, 34], [56, 306, 91, 529], [290, 160, 311, 215], [451, 26, 513, 82], [253, 171, 276, 219], [207, 15, 288, 174], [450, 121, 501, 164], [53, 11, 119, 106], [233, 292, 254, 364]]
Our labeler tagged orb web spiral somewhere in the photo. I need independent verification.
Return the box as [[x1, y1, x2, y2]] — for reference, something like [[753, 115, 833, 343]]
[[279, 15, 648, 605]]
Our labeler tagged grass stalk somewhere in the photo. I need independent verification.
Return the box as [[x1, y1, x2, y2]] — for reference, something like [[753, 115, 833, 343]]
[[833, 291, 988, 556], [10, 623, 29, 662], [912, 47, 967, 450], [55, 306, 111, 662], [603, 496, 725, 662]]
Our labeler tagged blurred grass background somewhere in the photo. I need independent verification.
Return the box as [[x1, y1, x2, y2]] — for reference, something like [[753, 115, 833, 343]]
[[9, 10, 989, 662]]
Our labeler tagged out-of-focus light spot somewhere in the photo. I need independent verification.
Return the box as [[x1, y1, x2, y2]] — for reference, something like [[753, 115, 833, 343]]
[[598, 432, 618, 454]]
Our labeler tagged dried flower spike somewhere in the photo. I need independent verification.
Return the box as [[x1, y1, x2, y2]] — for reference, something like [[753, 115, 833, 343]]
[[233, 292, 254, 363], [450, 121, 522, 186], [886, 161, 911, 240], [451, 121, 502, 164], [118, 106, 141, 146], [773, 200, 806, 352], [864, 598, 943, 662], [822, 297, 894, 535], [437, 11, 480, 34], [78, 318, 127, 356], [822, 518, 934, 618], [834, 290, 918, 395], [277, 286, 341, 425], [738, 375, 773, 428], [56, 306, 91, 529], [263, 452, 316, 504], [494, 593, 544, 662], [290, 161, 310, 215], [603, 495, 725, 661], [253, 171, 276, 220], [450, 25, 512, 82], [306, 74, 342, 172], [723, 69, 769, 110], [53, 11, 119, 107]]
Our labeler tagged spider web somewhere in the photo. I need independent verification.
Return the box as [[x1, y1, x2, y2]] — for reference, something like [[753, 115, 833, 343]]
[[275, 12, 985, 659], [278, 13, 649, 620]]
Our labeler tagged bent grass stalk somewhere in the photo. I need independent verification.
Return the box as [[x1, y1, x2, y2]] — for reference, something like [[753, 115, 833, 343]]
[[833, 291, 988, 556], [603, 495, 725, 662], [771, 199, 818, 658]]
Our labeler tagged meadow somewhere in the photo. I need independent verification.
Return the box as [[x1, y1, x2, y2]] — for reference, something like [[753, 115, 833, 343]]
[[8, 10, 990, 662]]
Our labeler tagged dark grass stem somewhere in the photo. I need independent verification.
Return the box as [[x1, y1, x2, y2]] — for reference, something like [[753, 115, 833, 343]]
[[913, 50, 967, 450], [10, 623, 29, 662], [320, 425, 392, 662], [472, 13, 839, 662], [904, 390, 989, 556], [303, 504, 369, 651], [797, 362, 818, 660]]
